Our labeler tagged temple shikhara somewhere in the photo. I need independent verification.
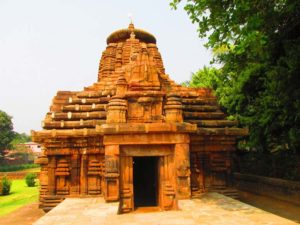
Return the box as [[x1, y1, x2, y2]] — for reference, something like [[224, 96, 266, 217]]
[[32, 23, 247, 213]]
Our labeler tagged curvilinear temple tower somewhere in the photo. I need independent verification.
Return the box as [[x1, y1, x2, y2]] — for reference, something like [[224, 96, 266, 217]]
[[32, 23, 247, 213]]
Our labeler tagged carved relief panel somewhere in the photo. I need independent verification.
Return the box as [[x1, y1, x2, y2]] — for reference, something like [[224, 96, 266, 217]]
[[190, 151, 233, 194], [190, 152, 206, 195], [104, 145, 120, 202], [209, 152, 231, 189], [87, 154, 104, 195], [55, 157, 70, 195], [127, 97, 163, 122]]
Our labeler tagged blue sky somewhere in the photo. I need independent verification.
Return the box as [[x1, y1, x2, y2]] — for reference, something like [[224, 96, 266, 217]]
[[0, 0, 211, 134]]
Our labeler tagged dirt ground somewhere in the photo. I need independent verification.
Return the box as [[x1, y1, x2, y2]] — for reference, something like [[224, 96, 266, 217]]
[[0, 202, 45, 225]]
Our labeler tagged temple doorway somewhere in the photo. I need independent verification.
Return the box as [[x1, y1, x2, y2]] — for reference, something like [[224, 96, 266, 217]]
[[133, 156, 158, 208]]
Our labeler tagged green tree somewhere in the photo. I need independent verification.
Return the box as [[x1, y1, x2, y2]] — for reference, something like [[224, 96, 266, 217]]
[[10, 132, 31, 150], [10, 133, 33, 164], [171, 0, 300, 179], [187, 66, 220, 89], [0, 110, 15, 159]]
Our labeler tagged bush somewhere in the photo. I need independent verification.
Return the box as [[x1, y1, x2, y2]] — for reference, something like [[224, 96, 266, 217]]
[[0, 176, 12, 195], [25, 173, 37, 187], [0, 164, 40, 172]]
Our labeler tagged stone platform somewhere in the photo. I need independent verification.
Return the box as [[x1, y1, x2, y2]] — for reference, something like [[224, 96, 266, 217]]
[[33, 193, 298, 225]]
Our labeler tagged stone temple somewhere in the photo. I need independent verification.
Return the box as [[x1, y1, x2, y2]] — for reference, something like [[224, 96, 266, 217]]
[[32, 23, 247, 213]]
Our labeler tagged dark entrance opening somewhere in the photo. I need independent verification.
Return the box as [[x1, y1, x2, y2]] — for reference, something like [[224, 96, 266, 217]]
[[133, 157, 158, 208]]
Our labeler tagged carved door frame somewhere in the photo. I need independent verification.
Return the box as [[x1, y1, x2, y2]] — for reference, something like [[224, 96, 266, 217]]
[[119, 155, 134, 213], [119, 145, 177, 213]]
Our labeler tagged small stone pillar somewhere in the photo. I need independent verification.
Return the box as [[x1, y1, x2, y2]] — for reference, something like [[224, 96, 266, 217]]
[[106, 98, 127, 123], [164, 93, 183, 122], [105, 64, 128, 124], [116, 71, 127, 96], [80, 152, 88, 195], [104, 145, 119, 202], [35, 150, 49, 197], [70, 153, 80, 195], [175, 143, 191, 199], [48, 156, 56, 195]]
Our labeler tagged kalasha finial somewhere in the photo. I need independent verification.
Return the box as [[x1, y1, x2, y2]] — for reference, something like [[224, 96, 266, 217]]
[[128, 13, 133, 23], [128, 13, 135, 31], [127, 13, 135, 39]]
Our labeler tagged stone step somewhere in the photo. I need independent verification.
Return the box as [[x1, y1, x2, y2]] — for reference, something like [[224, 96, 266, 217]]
[[192, 188, 239, 200], [41, 196, 65, 212]]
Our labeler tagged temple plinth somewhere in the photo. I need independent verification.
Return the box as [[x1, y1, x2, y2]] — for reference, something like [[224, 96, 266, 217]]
[[32, 23, 247, 213]]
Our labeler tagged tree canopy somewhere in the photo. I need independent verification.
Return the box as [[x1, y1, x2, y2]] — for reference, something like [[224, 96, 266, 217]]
[[183, 66, 220, 89], [0, 110, 14, 161], [171, 0, 300, 157], [10, 132, 31, 150], [0, 110, 31, 161], [0, 110, 14, 154]]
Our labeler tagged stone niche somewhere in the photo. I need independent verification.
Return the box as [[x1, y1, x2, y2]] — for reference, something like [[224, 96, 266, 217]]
[[32, 23, 247, 213]]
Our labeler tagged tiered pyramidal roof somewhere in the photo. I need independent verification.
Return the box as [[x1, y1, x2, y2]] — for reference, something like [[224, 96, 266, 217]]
[[33, 23, 246, 141]]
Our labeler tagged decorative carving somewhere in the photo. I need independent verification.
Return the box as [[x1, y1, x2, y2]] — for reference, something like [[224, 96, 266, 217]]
[[177, 159, 190, 177], [164, 93, 183, 122], [106, 98, 127, 123], [116, 71, 127, 96], [55, 158, 70, 195], [87, 159, 102, 195], [105, 155, 118, 174], [163, 181, 176, 210]]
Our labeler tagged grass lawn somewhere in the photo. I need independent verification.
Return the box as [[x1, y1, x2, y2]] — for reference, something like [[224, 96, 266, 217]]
[[0, 179, 39, 217], [20, 167, 41, 173]]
